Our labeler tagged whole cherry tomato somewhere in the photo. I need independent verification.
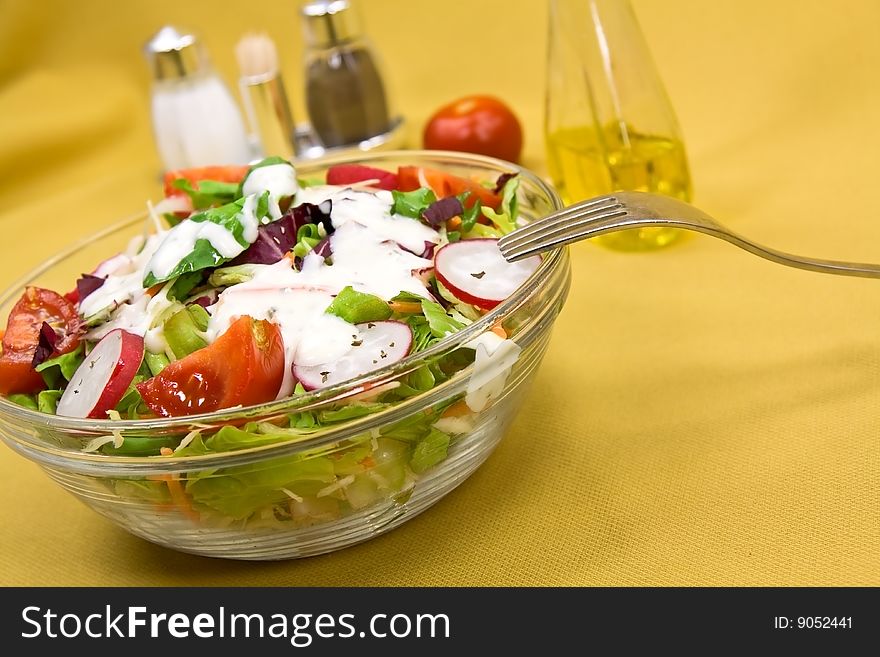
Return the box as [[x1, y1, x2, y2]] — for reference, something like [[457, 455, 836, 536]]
[[423, 95, 523, 163]]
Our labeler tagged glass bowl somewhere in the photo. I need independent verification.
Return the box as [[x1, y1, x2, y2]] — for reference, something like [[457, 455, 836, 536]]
[[0, 151, 570, 560]]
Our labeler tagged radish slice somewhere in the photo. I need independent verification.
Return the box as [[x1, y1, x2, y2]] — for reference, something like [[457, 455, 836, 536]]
[[434, 238, 540, 310], [92, 253, 131, 279], [56, 330, 145, 419], [294, 320, 413, 390]]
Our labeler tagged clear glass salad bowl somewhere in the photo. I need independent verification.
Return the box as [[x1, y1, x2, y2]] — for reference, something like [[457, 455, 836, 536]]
[[0, 151, 570, 560]]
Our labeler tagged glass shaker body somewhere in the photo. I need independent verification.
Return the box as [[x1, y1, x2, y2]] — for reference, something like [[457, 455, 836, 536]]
[[300, 1, 392, 149], [545, 0, 692, 251], [304, 34, 391, 148], [144, 26, 252, 171], [150, 72, 252, 170]]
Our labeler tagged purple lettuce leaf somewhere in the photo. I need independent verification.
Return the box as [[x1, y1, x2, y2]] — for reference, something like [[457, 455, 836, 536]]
[[230, 200, 333, 266], [76, 273, 105, 301], [493, 172, 518, 195], [422, 196, 463, 228], [31, 322, 58, 368]]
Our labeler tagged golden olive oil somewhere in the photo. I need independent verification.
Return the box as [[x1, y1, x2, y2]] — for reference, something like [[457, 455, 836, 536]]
[[546, 124, 692, 251]]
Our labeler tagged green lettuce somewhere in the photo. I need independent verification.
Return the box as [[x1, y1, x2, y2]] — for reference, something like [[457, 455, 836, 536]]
[[410, 427, 451, 473], [391, 188, 437, 219], [421, 299, 465, 338], [480, 176, 519, 234], [164, 305, 209, 359], [170, 178, 239, 210], [35, 343, 84, 389], [293, 223, 322, 258], [143, 192, 270, 287]]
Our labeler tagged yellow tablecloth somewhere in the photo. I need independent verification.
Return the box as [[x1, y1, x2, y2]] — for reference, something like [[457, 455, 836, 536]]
[[0, 0, 877, 586]]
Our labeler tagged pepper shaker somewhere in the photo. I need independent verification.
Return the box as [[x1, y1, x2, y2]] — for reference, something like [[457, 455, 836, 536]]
[[300, 0, 392, 148], [144, 26, 253, 170]]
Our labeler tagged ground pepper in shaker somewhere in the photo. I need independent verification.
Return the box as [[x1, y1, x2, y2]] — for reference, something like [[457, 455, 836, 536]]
[[300, 0, 391, 148]]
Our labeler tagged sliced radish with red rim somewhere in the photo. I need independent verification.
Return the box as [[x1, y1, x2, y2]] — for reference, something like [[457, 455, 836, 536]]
[[56, 329, 145, 419], [294, 320, 413, 390], [434, 238, 541, 310]]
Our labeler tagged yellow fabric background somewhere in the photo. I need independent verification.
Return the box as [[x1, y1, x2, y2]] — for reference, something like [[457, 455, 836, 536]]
[[0, 0, 878, 586]]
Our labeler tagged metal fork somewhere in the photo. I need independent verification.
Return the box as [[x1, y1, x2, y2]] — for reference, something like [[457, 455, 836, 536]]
[[499, 191, 880, 278]]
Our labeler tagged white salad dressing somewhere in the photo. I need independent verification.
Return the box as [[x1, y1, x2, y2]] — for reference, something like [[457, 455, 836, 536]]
[[78, 233, 164, 319], [208, 185, 440, 398], [81, 172, 451, 401], [296, 186, 437, 254], [463, 332, 522, 412], [145, 162, 298, 281], [85, 283, 178, 351], [241, 163, 298, 220]]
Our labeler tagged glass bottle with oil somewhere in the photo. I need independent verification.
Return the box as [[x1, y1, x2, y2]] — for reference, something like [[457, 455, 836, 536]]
[[545, 0, 692, 251]]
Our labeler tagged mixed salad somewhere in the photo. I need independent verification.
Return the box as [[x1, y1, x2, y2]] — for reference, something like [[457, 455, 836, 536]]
[[0, 158, 541, 524]]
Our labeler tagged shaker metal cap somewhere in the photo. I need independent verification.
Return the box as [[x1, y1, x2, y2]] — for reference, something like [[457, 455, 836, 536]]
[[300, 0, 361, 47], [144, 26, 207, 80]]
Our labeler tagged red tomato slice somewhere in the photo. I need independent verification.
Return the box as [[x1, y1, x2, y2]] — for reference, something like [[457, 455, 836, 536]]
[[0, 287, 80, 395], [397, 166, 502, 210], [326, 164, 398, 190], [162, 165, 250, 198], [137, 316, 285, 417]]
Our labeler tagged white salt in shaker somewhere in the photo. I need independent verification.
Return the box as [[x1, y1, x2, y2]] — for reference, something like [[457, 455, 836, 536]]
[[144, 26, 252, 170]]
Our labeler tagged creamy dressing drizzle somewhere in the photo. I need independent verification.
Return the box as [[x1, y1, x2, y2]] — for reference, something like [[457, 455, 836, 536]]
[[242, 163, 298, 220], [78, 233, 164, 319], [80, 175, 442, 401], [208, 186, 439, 398], [145, 162, 298, 281]]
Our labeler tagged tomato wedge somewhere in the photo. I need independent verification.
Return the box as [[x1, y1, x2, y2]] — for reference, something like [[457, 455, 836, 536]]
[[0, 287, 80, 395], [397, 166, 502, 210], [137, 316, 284, 417], [162, 165, 250, 198]]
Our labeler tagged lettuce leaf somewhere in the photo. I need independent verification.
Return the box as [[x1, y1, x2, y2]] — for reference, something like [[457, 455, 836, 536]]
[[171, 178, 239, 210], [410, 427, 451, 473], [37, 390, 62, 414], [421, 299, 465, 338], [391, 188, 437, 219], [7, 393, 38, 410], [164, 304, 209, 359], [143, 192, 270, 287], [35, 343, 84, 389], [479, 176, 519, 234]]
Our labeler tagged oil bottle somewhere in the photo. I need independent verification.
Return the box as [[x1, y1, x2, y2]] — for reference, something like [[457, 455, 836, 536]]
[[545, 0, 692, 251]]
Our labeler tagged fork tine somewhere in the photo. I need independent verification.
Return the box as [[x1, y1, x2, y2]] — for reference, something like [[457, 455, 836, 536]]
[[500, 208, 630, 261], [501, 201, 624, 250], [500, 194, 619, 246]]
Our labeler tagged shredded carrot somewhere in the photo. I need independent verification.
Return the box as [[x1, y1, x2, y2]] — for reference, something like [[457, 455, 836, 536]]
[[159, 447, 173, 456], [145, 284, 163, 297], [441, 399, 471, 417], [388, 300, 422, 314], [491, 323, 508, 339], [447, 216, 462, 231], [283, 251, 297, 265], [158, 473, 200, 522]]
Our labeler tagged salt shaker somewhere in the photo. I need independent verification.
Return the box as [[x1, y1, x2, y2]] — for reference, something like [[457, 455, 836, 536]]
[[300, 0, 392, 148], [545, 0, 692, 251], [144, 26, 253, 170]]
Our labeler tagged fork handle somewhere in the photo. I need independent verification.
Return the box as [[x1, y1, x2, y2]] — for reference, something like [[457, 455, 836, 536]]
[[587, 216, 880, 279]]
